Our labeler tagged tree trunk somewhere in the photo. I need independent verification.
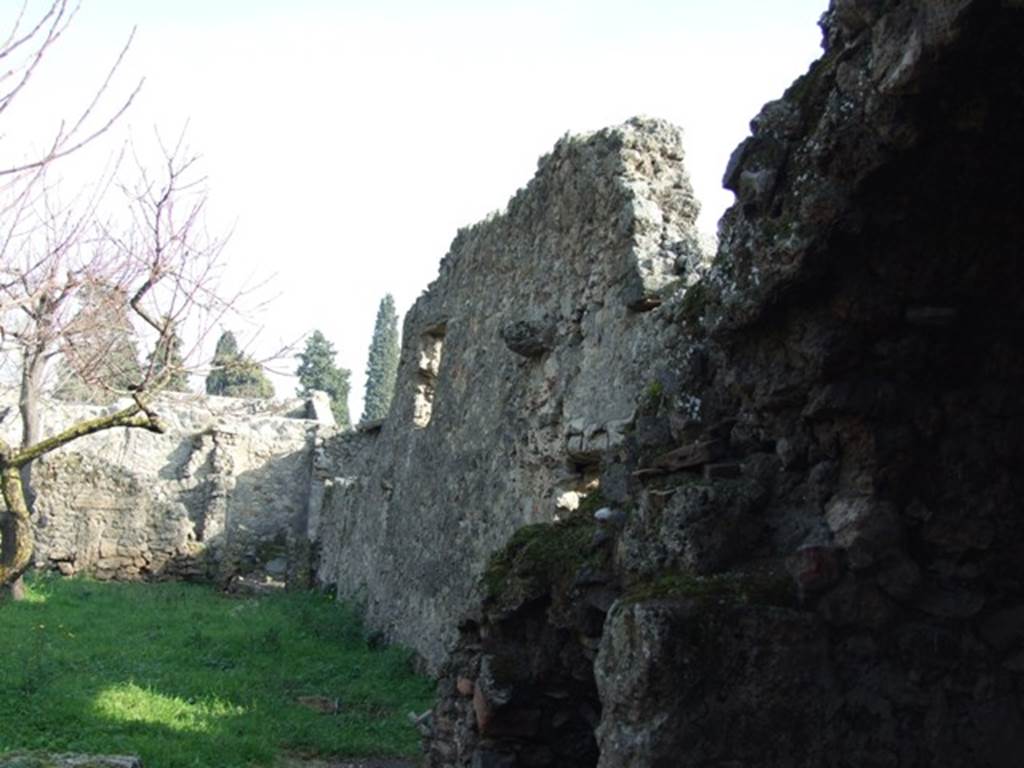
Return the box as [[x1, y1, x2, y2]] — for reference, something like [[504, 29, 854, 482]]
[[2, 347, 47, 601], [0, 464, 33, 601], [20, 347, 45, 449]]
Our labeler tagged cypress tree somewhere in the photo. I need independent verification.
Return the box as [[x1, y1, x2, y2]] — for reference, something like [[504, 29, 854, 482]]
[[205, 330, 274, 399], [361, 294, 400, 422], [295, 330, 351, 428], [205, 331, 238, 396]]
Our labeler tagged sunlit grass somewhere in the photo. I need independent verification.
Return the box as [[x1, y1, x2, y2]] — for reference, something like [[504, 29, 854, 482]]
[[0, 575, 432, 767], [14, 586, 48, 605], [93, 682, 246, 734]]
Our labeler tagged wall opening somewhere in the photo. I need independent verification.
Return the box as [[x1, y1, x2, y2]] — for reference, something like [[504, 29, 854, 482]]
[[413, 324, 446, 428]]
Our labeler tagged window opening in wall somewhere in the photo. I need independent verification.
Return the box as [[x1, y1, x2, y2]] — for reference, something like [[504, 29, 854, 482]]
[[413, 324, 446, 428]]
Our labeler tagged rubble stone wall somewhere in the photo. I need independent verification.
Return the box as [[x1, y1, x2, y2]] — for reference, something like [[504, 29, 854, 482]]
[[315, 117, 705, 669], [3, 393, 327, 582], [425, 1, 1024, 766]]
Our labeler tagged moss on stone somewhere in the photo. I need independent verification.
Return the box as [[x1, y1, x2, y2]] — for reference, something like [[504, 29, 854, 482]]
[[678, 280, 711, 329], [575, 488, 608, 517], [482, 513, 607, 607], [623, 562, 795, 609]]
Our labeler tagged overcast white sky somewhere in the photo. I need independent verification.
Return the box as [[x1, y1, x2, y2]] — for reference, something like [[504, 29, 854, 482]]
[[5, 0, 826, 415]]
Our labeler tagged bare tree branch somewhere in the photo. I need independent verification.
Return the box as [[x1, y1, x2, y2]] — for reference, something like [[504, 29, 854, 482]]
[[11, 396, 164, 468], [0, 2, 142, 180]]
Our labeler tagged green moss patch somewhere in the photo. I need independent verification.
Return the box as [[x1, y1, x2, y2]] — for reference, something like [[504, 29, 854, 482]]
[[575, 489, 609, 517], [624, 562, 795, 609], [482, 514, 608, 610], [678, 280, 711, 328]]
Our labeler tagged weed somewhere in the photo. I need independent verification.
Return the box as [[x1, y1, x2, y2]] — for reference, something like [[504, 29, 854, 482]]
[[645, 379, 664, 404]]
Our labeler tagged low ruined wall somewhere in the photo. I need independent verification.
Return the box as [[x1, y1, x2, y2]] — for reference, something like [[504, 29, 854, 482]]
[[316, 117, 705, 669], [2, 393, 328, 582]]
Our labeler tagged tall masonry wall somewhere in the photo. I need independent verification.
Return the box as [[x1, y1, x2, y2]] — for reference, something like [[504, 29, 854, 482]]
[[316, 117, 704, 669], [426, 3, 1024, 766]]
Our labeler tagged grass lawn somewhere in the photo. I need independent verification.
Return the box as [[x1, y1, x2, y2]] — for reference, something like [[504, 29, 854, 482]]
[[0, 575, 433, 767]]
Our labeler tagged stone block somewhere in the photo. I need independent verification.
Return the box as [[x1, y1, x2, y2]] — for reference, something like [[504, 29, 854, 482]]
[[596, 599, 833, 767], [500, 319, 555, 358]]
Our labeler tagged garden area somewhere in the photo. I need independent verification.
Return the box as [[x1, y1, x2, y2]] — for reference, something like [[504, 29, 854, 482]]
[[0, 577, 432, 767]]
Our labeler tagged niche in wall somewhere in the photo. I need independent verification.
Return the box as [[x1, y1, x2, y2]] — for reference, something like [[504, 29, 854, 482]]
[[413, 324, 446, 428]]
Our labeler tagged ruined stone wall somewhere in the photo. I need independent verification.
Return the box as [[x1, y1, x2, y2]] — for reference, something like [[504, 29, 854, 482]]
[[2, 393, 328, 582], [427, 1, 1024, 766], [309, 426, 380, 591], [317, 117, 705, 668]]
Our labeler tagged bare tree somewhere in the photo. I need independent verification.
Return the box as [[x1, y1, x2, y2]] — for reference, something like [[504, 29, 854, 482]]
[[0, 135, 235, 596], [0, 3, 235, 599]]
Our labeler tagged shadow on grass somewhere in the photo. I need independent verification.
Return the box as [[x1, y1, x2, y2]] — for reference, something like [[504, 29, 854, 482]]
[[0, 576, 432, 768]]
